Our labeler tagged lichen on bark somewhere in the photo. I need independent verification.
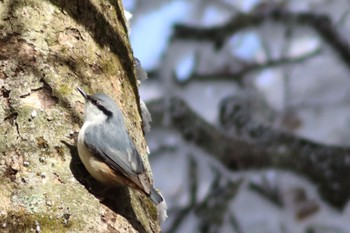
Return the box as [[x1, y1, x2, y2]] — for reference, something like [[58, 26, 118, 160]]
[[0, 0, 160, 232]]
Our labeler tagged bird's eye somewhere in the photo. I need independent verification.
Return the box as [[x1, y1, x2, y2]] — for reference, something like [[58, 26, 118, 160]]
[[92, 99, 100, 106]]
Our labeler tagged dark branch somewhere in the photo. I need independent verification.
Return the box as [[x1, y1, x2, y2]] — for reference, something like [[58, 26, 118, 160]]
[[177, 48, 320, 85], [148, 96, 350, 209], [172, 7, 350, 67]]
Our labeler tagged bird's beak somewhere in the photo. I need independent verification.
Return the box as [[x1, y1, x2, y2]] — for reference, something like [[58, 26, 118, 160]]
[[77, 87, 88, 99]]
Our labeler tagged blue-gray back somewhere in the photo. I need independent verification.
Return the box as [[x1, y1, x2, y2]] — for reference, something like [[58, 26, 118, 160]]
[[83, 106, 145, 179]]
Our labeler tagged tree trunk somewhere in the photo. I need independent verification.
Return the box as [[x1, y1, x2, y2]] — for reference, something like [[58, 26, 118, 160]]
[[0, 0, 160, 232]]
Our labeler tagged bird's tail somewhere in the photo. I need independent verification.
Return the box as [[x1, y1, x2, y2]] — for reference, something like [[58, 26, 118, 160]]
[[150, 187, 168, 223]]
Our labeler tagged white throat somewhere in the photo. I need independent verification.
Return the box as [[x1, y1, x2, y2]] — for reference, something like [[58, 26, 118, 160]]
[[84, 102, 107, 124]]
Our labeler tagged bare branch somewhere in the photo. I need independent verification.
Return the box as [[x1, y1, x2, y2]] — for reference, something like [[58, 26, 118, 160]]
[[176, 48, 320, 85], [148, 96, 350, 209], [172, 7, 350, 67]]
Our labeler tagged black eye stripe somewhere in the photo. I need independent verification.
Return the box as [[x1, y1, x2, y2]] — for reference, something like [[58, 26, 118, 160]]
[[88, 97, 112, 116], [90, 98, 101, 106], [94, 100, 113, 116]]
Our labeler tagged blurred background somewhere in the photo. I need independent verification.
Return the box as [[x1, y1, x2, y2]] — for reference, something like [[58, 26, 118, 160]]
[[123, 0, 350, 232]]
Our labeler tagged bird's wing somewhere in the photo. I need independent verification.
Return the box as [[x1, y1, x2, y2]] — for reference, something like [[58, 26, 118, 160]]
[[84, 123, 145, 181]]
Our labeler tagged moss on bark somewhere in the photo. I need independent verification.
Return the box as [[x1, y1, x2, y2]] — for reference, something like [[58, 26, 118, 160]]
[[0, 0, 160, 232]]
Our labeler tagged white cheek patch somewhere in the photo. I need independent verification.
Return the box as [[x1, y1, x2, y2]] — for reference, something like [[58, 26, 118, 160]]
[[84, 103, 107, 123]]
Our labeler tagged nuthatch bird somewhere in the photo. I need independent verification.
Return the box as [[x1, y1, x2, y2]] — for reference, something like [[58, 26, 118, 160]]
[[76, 87, 167, 222]]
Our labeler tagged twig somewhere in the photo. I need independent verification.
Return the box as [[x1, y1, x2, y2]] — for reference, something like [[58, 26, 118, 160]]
[[172, 7, 350, 67], [177, 48, 320, 85]]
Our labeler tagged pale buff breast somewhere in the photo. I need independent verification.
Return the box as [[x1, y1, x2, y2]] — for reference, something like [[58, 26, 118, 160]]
[[77, 121, 138, 188]]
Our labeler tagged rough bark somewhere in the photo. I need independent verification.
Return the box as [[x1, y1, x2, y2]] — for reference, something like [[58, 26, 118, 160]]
[[0, 0, 160, 232]]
